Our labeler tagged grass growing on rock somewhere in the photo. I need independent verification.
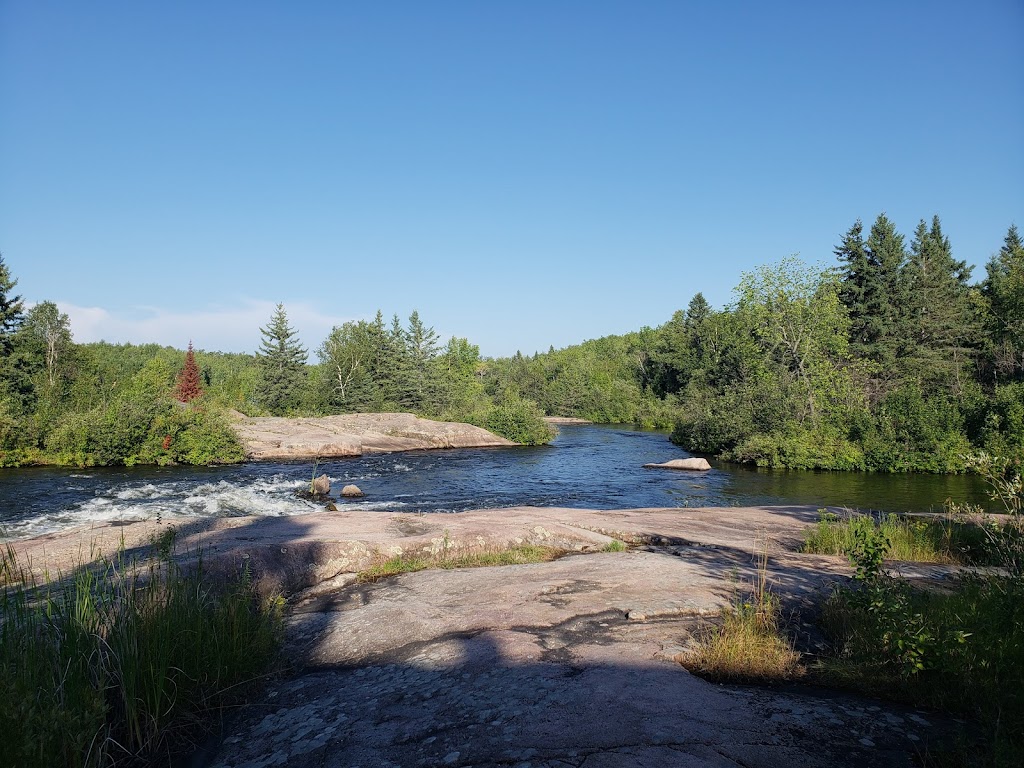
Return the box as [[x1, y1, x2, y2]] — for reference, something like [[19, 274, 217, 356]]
[[0, 534, 283, 768], [802, 508, 990, 564], [682, 545, 803, 684], [356, 544, 565, 583]]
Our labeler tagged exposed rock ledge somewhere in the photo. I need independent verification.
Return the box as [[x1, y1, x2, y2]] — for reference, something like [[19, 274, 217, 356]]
[[13, 505, 960, 766], [228, 412, 515, 460]]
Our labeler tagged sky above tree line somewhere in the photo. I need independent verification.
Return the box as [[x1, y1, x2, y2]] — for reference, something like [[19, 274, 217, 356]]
[[1, 1, 1022, 359]]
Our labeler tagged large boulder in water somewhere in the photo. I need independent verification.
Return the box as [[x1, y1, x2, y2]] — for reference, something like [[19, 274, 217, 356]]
[[341, 484, 365, 498], [643, 458, 712, 471]]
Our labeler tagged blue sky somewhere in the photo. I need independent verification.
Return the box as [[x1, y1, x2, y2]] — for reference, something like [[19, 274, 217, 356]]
[[2, 1, 1022, 358]]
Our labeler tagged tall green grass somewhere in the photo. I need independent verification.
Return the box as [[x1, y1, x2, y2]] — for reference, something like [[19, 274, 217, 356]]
[[802, 509, 990, 564], [0, 537, 282, 767]]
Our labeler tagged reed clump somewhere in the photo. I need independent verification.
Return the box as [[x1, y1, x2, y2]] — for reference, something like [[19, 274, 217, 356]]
[[0, 534, 283, 767]]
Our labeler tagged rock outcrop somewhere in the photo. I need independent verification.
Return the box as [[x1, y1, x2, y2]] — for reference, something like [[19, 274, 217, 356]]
[[644, 457, 712, 471], [13, 505, 962, 767], [229, 412, 515, 460]]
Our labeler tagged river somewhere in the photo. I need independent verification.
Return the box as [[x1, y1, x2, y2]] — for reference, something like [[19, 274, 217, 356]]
[[0, 424, 993, 540]]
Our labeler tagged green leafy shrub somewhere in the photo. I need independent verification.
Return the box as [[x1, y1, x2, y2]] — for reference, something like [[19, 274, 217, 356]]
[[817, 513, 1024, 765], [485, 394, 554, 445], [147, 404, 246, 465], [43, 400, 244, 467], [725, 428, 867, 471]]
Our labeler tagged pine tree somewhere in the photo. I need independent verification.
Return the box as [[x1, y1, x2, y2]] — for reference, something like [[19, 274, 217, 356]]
[[174, 341, 204, 402], [835, 219, 872, 349], [0, 253, 24, 356], [256, 304, 308, 415], [366, 310, 400, 409]]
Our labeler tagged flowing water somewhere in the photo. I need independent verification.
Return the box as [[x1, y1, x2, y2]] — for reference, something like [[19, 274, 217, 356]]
[[0, 424, 993, 540]]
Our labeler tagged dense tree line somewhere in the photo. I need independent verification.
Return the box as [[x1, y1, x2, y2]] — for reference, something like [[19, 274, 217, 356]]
[[0, 260, 551, 466], [484, 217, 1024, 472], [1, 215, 1018, 470]]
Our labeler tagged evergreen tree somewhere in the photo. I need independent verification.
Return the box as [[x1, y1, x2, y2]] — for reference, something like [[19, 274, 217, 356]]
[[368, 310, 401, 408], [983, 224, 1024, 380], [859, 213, 909, 366], [0, 253, 24, 356], [256, 304, 308, 415], [174, 341, 204, 402], [403, 310, 440, 411], [903, 216, 976, 390], [835, 219, 873, 350]]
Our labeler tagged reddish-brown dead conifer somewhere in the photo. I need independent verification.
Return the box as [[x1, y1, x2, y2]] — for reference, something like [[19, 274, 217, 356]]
[[174, 341, 203, 402]]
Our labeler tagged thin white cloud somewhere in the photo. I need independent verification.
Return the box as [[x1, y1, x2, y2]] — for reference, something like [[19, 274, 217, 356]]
[[57, 299, 354, 359]]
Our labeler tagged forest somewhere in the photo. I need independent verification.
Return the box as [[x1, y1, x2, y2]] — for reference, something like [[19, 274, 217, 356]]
[[491, 216, 1023, 472], [1, 214, 1021, 472]]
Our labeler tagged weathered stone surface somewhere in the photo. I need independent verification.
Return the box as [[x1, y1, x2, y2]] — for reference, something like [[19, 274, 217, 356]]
[[14, 505, 965, 766], [644, 457, 713, 471], [229, 412, 516, 460], [340, 484, 364, 498], [311, 473, 331, 496]]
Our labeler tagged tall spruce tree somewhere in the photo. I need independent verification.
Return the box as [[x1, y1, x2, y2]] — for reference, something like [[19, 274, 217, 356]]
[[903, 216, 976, 389], [835, 219, 872, 350], [0, 253, 24, 356], [983, 224, 1024, 380], [404, 310, 440, 411], [368, 310, 401, 408], [839, 214, 908, 368], [256, 304, 308, 415]]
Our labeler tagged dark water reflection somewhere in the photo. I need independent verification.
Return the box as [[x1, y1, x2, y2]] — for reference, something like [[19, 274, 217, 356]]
[[0, 424, 993, 539]]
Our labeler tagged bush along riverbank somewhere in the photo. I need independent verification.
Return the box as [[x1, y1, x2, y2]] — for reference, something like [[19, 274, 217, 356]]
[[0, 532, 283, 767], [481, 221, 1024, 473]]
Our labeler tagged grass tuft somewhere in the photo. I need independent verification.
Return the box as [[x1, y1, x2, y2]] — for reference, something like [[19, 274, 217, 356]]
[[356, 544, 564, 583], [682, 542, 803, 684]]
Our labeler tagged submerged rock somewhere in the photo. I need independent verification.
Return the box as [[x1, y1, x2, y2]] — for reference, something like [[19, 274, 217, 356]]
[[644, 458, 712, 471]]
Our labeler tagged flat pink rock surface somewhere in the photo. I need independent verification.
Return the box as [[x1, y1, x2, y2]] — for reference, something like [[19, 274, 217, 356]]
[[230, 412, 515, 460]]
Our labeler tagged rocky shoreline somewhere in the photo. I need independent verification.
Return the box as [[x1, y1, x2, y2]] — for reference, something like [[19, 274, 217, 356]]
[[228, 412, 515, 460]]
